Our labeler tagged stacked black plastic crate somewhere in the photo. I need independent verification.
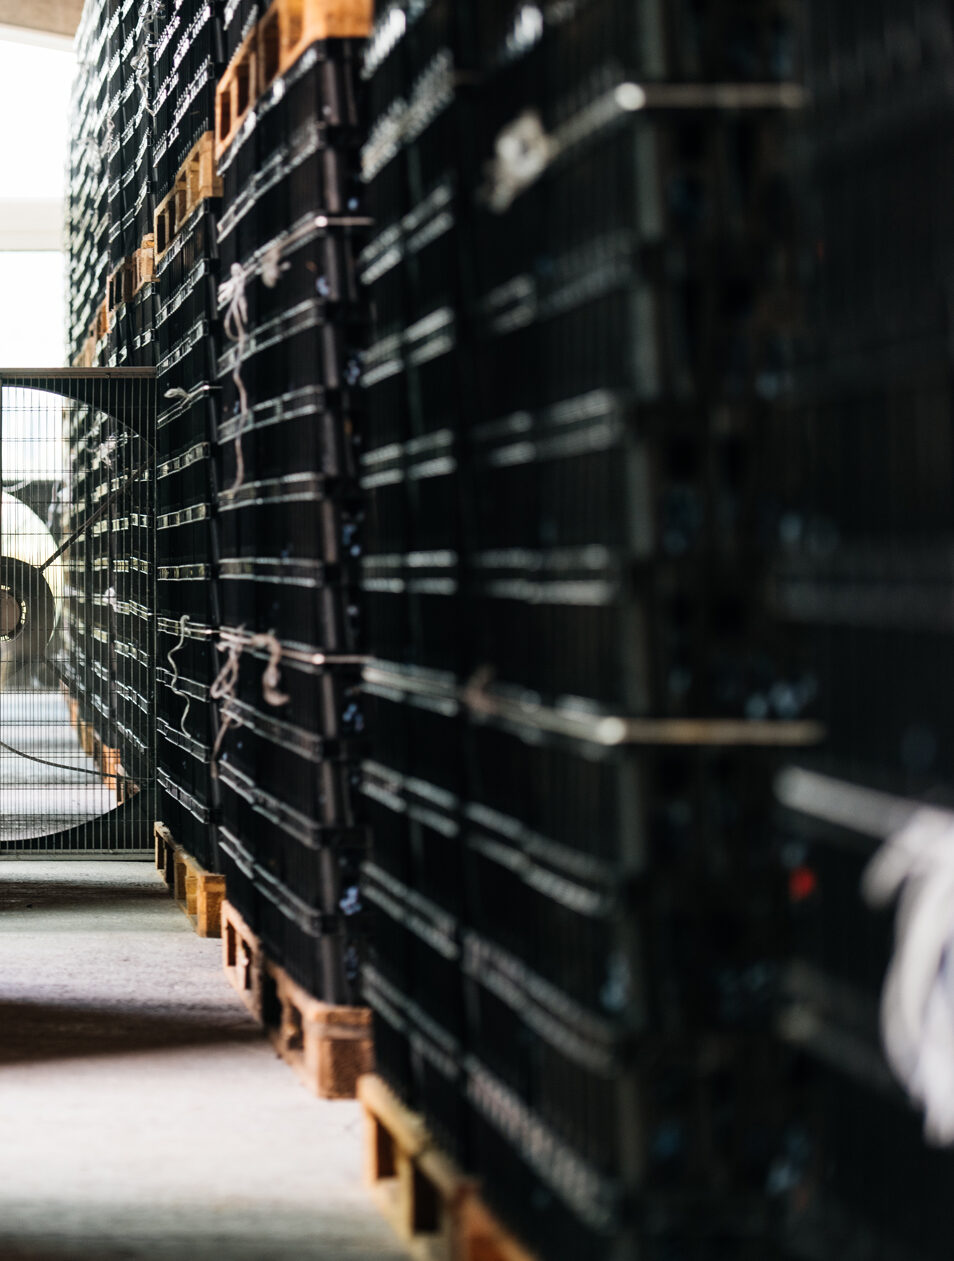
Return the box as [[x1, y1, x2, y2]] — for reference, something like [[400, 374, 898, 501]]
[[104, 0, 158, 369], [68, 0, 110, 368], [360, 2, 810, 1257], [65, 0, 157, 800], [104, 4, 159, 794], [65, 0, 108, 782], [358, 0, 476, 1177], [770, 6, 954, 1257], [152, 0, 227, 871], [211, 0, 372, 1006]]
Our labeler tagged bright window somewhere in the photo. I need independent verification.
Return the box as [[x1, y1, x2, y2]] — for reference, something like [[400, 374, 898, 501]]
[[0, 29, 74, 367], [0, 33, 72, 201]]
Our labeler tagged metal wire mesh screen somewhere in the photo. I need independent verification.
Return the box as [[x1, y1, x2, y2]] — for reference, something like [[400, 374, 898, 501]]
[[0, 370, 156, 854]]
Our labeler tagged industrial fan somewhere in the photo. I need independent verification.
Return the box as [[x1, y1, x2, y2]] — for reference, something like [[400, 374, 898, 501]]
[[0, 370, 156, 853], [0, 490, 64, 691]]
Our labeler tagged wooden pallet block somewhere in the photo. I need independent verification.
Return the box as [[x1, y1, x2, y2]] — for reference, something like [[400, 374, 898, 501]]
[[106, 257, 134, 316], [183, 132, 221, 206], [359, 1074, 478, 1261], [456, 1195, 537, 1261], [155, 131, 222, 261], [262, 956, 373, 1099], [154, 822, 225, 937], [98, 743, 122, 793], [73, 332, 97, 368], [220, 900, 372, 1097], [221, 898, 266, 1018], [132, 233, 155, 294]]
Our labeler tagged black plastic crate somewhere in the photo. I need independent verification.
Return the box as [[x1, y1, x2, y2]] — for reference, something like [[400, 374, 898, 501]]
[[256, 861, 366, 1005], [217, 562, 362, 650], [216, 475, 364, 577], [219, 637, 363, 739], [157, 720, 217, 810], [158, 772, 218, 870], [213, 386, 360, 484], [219, 769, 368, 909], [218, 823, 260, 928], [215, 699, 359, 824]]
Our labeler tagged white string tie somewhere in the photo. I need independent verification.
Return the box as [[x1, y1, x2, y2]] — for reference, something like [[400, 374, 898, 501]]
[[208, 628, 290, 770], [261, 242, 290, 289], [221, 262, 250, 496], [132, 47, 157, 118], [97, 434, 118, 468], [863, 807, 954, 1144], [166, 613, 192, 736], [209, 632, 244, 772], [482, 110, 555, 213], [256, 631, 289, 707], [164, 384, 211, 407]]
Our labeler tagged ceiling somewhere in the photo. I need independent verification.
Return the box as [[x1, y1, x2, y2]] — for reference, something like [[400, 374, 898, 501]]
[[0, 0, 83, 38]]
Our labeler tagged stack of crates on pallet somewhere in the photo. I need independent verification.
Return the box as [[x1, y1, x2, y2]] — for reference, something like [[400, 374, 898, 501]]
[[104, 0, 159, 368], [358, 0, 477, 1184], [153, 0, 227, 871], [68, 0, 111, 368], [769, 5, 954, 1257], [211, 0, 373, 1007], [65, 0, 158, 808], [360, 2, 813, 1257]]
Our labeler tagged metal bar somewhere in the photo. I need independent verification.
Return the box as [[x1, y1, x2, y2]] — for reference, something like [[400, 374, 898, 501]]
[[0, 368, 155, 379]]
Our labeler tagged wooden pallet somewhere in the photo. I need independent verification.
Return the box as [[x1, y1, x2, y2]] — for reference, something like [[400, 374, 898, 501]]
[[132, 233, 155, 294], [457, 1195, 537, 1261], [154, 822, 225, 937], [222, 898, 266, 1017], [359, 1074, 537, 1261], [215, 0, 372, 159], [221, 898, 373, 1098], [94, 297, 109, 341], [107, 257, 134, 315], [155, 131, 222, 262], [97, 743, 121, 793]]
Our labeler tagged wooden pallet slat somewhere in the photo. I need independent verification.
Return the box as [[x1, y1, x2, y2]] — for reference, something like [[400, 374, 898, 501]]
[[154, 822, 225, 937]]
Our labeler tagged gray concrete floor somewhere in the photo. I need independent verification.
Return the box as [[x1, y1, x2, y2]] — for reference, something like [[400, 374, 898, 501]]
[[0, 691, 116, 844], [0, 860, 408, 1260]]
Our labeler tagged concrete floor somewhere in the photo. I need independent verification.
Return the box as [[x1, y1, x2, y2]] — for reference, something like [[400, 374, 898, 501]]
[[0, 860, 408, 1260], [0, 691, 116, 844]]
